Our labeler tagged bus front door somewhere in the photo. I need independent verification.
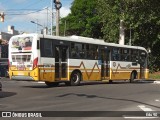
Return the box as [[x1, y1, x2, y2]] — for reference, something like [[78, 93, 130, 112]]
[[101, 48, 110, 80], [55, 45, 68, 81]]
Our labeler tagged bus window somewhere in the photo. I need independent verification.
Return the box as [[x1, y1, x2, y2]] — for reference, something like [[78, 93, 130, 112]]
[[112, 48, 120, 61], [41, 39, 53, 57], [70, 43, 82, 59], [79, 44, 85, 58], [131, 49, 138, 62], [89, 45, 98, 60], [121, 48, 130, 61]]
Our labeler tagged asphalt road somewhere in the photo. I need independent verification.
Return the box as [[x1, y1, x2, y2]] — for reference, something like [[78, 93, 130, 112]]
[[0, 78, 160, 120]]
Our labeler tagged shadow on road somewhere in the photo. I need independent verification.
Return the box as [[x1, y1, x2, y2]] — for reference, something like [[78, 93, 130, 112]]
[[0, 91, 17, 98], [22, 85, 49, 88], [56, 93, 160, 109], [22, 80, 154, 89]]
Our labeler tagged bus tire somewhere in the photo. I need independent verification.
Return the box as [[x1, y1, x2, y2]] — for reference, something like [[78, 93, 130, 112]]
[[130, 72, 137, 83], [45, 82, 59, 87], [70, 71, 81, 86]]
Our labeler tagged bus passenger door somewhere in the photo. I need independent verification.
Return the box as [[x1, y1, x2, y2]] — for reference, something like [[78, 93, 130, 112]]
[[55, 45, 68, 81], [100, 48, 110, 80]]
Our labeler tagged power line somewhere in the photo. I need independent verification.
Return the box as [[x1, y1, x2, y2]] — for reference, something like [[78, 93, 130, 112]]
[[5, 8, 48, 16], [0, 9, 41, 11], [23, 0, 43, 9]]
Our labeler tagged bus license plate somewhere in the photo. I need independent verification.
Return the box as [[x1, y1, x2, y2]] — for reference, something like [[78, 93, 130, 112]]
[[17, 63, 25, 70]]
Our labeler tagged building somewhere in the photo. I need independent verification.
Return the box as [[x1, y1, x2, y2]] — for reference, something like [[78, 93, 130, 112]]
[[0, 26, 19, 77]]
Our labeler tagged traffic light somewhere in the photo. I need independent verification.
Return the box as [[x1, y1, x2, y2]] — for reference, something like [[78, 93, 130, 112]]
[[0, 12, 4, 22]]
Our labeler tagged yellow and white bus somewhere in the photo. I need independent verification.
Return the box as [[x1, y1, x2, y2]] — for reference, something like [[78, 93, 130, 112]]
[[8, 33, 149, 86]]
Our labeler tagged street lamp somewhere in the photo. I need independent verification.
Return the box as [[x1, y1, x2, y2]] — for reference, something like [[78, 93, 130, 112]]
[[31, 21, 48, 34], [31, 21, 43, 27]]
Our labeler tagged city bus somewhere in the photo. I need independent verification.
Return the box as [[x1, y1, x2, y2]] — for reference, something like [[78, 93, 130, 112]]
[[8, 33, 149, 86]]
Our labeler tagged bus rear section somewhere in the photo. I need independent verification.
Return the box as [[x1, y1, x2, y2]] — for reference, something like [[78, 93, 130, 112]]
[[8, 35, 39, 81], [9, 54, 39, 80]]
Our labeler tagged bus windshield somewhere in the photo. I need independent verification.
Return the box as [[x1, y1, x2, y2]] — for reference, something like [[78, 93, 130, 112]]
[[11, 36, 33, 52]]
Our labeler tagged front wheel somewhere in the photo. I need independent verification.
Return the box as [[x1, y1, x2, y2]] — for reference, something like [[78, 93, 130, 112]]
[[130, 72, 137, 83], [70, 71, 81, 86]]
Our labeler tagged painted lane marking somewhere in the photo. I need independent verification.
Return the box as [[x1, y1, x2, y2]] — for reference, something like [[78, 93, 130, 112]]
[[153, 81, 160, 84], [124, 116, 158, 119], [124, 105, 159, 119], [138, 105, 153, 111], [155, 99, 160, 102]]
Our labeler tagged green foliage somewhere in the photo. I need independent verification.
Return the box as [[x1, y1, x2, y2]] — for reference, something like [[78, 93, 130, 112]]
[[59, 0, 103, 38], [97, 0, 121, 42], [97, 0, 160, 72]]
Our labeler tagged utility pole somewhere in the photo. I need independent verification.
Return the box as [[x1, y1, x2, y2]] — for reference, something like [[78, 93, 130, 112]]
[[119, 19, 125, 45], [54, 0, 62, 36], [56, 0, 60, 36], [51, 0, 53, 35], [119, 1, 125, 45], [46, 7, 48, 33]]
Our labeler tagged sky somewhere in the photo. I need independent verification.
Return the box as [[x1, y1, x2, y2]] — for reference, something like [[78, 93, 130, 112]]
[[0, 0, 73, 34]]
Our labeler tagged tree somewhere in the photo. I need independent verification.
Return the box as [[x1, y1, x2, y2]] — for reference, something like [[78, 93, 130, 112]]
[[97, 0, 160, 72], [59, 0, 103, 38], [97, 0, 121, 42]]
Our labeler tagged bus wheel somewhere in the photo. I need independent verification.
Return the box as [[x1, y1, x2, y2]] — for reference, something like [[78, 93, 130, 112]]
[[70, 71, 81, 86], [130, 72, 137, 83], [45, 82, 59, 87]]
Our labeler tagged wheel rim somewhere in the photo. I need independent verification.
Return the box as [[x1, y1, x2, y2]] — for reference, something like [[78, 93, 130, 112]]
[[72, 74, 79, 83], [131, 73, 135, 82]]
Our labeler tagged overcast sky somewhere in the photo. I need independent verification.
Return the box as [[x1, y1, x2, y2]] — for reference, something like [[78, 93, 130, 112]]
[[0, 0, 73, 33]]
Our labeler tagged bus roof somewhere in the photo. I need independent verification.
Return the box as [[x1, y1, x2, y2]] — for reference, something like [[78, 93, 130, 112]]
[[10, 33, 147, 52]]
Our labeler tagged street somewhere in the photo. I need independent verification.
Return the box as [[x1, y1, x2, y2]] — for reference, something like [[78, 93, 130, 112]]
[[0, 78, 160, 120]]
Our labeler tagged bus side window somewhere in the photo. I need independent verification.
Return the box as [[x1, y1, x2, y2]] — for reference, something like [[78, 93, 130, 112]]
[[79, 44, 85, 58], [121, 49, 130, 61], [71, 43, 76, 58], [112, 48, 120, 61], [131, 49, 138, 62], [70, 43, 82, 59], [40, 39, 53, 57]]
